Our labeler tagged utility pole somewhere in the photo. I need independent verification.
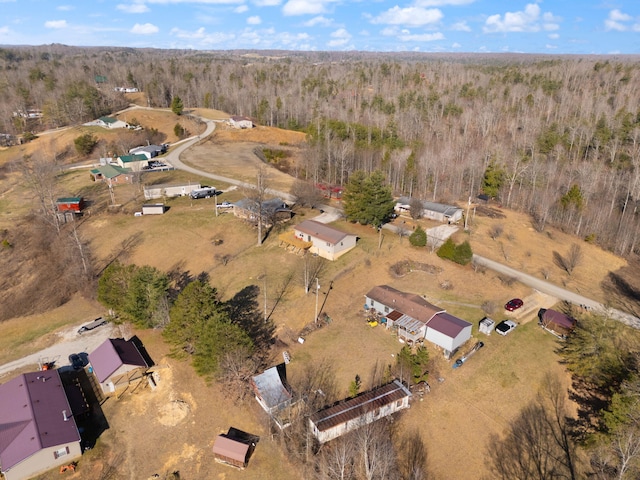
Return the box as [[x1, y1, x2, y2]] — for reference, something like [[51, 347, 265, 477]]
[[314, 278, 320, 324]]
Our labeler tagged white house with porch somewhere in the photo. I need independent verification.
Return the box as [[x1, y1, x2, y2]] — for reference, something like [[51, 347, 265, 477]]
[[364, 285, 472, 357], [293, 219, 357, 261]]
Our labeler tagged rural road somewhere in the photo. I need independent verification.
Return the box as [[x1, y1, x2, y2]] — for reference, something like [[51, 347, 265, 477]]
[[166, 117, 295, 204]]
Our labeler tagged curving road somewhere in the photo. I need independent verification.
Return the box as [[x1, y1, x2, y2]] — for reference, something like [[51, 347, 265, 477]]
[[165, 117, 295, 203]]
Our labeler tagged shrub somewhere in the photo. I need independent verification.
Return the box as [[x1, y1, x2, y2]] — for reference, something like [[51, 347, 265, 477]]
[[436, 237, 456, 261], [453, 240, 473, 265], [74, 133, 98, 155], [409, 226, 427, 247]]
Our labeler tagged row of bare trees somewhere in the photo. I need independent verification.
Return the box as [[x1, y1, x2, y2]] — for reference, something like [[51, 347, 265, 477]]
[[1, 47, 639, 256]]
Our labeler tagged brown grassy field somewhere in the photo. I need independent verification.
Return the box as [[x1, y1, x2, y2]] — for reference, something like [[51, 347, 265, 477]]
[[1, 112, 636, 479]]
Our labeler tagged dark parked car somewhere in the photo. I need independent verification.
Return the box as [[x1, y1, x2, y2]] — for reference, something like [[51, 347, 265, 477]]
[[505, 298, 523, 311], [69, 353, 85, 370]]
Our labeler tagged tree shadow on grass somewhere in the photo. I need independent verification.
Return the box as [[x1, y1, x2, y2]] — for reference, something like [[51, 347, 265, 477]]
[[225, 284, 275, 351]]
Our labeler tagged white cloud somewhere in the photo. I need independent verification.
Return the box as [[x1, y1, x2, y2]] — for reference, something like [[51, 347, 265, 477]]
[[451, 21, 470, 32], [483, 3, 559, 33], [247, 15, 261, 24], [45, 20, 68, 29], [234, 5, 249, 13], [131, 23, 159, 34], [380, 27, 399, 36], [117, 3, 150, 13], [252, 0, 281, 5], [282, 0, 335, 16], [371, 6, 443, 27], [398, 32, 444, 42], [0, 26, 10, 36], [57, 5, 74, 11], [147, 0, 245, 3], [304, 16, 333, 27], [327, 28, 351, 47], [414, 0, 474, 5], [452, 42, 461, 48], [546, 44, 557, 49], [548, 33, 559, 39], [604, 9, 635, 32]]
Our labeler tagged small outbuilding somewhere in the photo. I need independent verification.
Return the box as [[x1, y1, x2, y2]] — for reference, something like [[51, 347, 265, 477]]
[[479, 317, 496, 335], [212, 427, 259, 469], [141, 204, 166, 215], [538, 309, 577, 339], [56, 197, 85, 213]]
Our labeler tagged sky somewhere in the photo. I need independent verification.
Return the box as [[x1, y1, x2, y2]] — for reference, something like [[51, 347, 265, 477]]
[[0, 0, 639, 55]]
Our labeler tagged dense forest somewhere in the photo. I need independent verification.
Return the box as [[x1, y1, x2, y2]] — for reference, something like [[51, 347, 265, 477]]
[[1, 46, 640, 259]]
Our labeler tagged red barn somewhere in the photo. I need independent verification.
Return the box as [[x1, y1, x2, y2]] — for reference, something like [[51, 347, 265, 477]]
[[56, 197, 85, 213]]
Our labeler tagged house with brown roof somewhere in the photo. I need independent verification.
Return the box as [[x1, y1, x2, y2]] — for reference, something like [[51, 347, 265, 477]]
[[88, 338, 150, 395], [0, 371, 82, 480], [293, 219, 357, 261], [309, 380, 411, 444], [365, 285, 472, 356]]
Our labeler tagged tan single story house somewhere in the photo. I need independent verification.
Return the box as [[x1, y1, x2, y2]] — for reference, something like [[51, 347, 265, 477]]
[[293, 219, 357, 261]]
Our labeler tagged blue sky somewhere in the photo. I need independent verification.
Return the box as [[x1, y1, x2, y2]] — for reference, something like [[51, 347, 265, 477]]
[[0, 0, 639, 54]]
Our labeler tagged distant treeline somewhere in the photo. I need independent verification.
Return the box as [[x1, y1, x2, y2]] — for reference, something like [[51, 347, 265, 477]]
[[1, 46, 640, 256]]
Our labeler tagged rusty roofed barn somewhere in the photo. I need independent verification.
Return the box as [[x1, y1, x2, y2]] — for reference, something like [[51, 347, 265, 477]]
[[309, 380, 411, 444]]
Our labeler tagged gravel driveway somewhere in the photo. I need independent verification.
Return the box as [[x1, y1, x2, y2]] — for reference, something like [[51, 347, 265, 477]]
[[0, 321, 121, 380]]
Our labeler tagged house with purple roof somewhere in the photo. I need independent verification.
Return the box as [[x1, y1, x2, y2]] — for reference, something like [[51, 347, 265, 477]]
[[88, 338, 149, 395], [0, 371, 81, 480], [365, 285, 472, 357]]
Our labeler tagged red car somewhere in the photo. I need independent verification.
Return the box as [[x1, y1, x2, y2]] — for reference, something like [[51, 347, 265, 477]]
[[505, 298, 523, 311]]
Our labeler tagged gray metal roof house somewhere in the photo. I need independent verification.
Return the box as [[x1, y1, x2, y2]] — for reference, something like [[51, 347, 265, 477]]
[[395, 197, 463, 224], [88, 338, 149, 395], [0, 371, 81, 480], [250, 364, 294, 428]]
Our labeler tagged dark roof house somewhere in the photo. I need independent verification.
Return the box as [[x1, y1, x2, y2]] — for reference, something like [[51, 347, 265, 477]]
[[309, 380, 411, 444], [88, 338, 149, 395], [538, 309, 577, 339], [365, 285, 472, 356], [0, 371, 82, 480]]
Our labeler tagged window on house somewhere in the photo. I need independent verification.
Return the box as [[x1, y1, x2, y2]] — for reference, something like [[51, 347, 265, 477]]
[[54, 446, 70, 459], [340, 242, 343, 246], [396, 400, 402, 408], [384, 306, 389, 313], [326, 242, 331, 247]]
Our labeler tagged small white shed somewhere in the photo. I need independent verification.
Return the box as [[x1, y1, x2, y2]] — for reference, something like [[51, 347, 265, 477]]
[[479, 317, 496, 335], [142, 204, 166, 215]]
